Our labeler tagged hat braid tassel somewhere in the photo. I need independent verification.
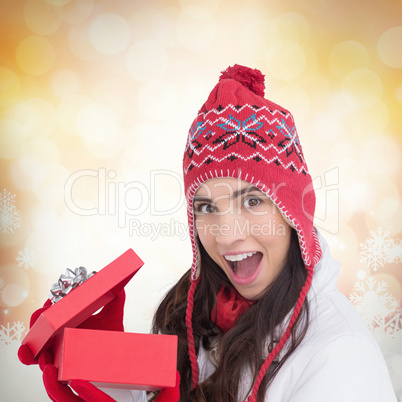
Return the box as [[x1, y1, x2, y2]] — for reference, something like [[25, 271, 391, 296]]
[[244, 266, 314, 402], [186, 279, 200, 390]]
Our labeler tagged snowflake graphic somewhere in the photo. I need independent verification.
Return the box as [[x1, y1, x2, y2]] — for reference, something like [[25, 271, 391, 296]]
[[360, 228, 393, 271], [387, 238, 402, 265], [0, 189, 21, 235], [350, 276, 400, 333], [0, 321, 26, 348], [16, 248, 37, 270]]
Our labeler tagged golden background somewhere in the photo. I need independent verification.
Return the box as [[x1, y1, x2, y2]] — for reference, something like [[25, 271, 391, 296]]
[[0, 0, 401, 400]]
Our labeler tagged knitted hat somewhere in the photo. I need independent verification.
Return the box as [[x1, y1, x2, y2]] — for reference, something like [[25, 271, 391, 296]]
[[183, 65, 322, 400]]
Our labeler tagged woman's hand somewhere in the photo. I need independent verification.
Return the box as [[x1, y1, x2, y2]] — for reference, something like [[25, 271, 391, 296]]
[[18, 289, 126, 401]]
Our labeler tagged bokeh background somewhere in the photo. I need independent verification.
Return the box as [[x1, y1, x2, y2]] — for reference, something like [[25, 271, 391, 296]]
[[0, 0, 401, 400]]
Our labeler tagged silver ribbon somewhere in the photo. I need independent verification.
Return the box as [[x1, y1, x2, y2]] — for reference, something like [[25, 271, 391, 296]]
[[49, 267, 96, 304]]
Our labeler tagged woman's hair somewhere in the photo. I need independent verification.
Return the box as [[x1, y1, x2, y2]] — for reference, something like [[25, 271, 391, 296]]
[[152, 228, 309, 401]]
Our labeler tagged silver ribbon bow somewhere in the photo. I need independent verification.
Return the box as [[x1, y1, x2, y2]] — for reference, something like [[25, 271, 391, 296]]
[[49, 267, 96, 304]]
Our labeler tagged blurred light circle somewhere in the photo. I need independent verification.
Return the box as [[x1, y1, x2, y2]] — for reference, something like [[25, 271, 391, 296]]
[[18, 138, 59, 180], [151, 7, 181, 47], [0, 68, 20, 107], [378, 27, 402, 68], [361, 135, 400, 177], [126, 40, 168, 82], [364, 204, 401, 239], [120, 124, 161, 174], [240, 19, 272, 60], [265, 40, 306, 81], [76, 102, 123, 159], [338, 225, 358, 256], [51, 69, 81, 98], [0, 264, 29, 307], [68, 23, 99, 60], [9, 98, 56, 138], [396, 86, 402, 103], [313, 112, 342, 141], [329, 41, 370, 79], [337, 158, 372, 224], [366, 178, 399, 224], [26, 223, 88, 275], [375, 205, 402, 237], [295, 46, 318, 85], [356, 270, 367, 280], [92, 90, 127, 121], [342, 68, 383, 109], [347, 101, 389, 138], [0, 120, 26, 159], [57, 94, 91, 135], [89, 13, 130, 55], [182, 74, 209, 117], [137, 79, 177, 120], [55, 0, 93, 24], [176, 8, 216, 51], [2, 284, 28, 307], [271, 85, 310, 122], [328, 225, 359, 279], [374, 273, 401, 301], [76, 102, 118, 141], [16, 36, 55, 75], [24, 0, 62, 35], [45, 0, 71, 5], [179, 0, 220, 14], [271, 12, 310, 43], [240, 12, 309, 61], [10, 160, 34, 191], [0, 208, 28, 248], [32, 164, 70, 204]]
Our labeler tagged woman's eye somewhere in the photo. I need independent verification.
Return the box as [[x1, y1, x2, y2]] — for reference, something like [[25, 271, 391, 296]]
[[244, 197, 261, 208], [195, 203, 215, 214]]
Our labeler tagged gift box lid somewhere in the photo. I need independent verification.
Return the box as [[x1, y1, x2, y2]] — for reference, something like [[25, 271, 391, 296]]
[[22, 249, 144, 357]]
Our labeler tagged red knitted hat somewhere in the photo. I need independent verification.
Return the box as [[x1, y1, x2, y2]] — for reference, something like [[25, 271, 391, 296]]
[[183, 65, 322, 400]]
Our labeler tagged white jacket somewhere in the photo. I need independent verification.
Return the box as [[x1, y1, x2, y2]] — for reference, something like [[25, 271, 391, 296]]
[[100, 232, 397, 401]]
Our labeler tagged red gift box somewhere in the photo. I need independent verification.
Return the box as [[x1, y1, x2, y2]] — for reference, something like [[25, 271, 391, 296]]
[[22, 249, 144, 357], [54, 328, 178, 390]]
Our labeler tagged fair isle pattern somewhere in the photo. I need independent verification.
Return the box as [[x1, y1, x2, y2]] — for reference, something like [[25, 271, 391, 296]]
[[184, 104, 307, 175], [186, 168, 322, 281]]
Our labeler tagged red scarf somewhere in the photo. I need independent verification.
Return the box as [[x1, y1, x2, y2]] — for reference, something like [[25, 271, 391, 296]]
[[211, 286, 255, 333]]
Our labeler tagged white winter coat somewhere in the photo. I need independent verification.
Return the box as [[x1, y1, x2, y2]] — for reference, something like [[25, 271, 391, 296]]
[[100, 232, 397, 401]]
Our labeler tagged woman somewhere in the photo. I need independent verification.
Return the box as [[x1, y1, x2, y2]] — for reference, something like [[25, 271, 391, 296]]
[[19, 65, 396, 401], [149, 65, 396, 401]]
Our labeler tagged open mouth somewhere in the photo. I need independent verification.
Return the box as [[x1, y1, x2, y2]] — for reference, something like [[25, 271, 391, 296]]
[[224, 251, 263, 280]]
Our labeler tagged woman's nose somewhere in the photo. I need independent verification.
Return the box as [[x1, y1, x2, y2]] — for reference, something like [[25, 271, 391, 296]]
[[215, 213, 248, 245]]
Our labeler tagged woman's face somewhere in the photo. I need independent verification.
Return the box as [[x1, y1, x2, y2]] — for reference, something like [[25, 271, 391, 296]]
[[194, 178, 291, 300]]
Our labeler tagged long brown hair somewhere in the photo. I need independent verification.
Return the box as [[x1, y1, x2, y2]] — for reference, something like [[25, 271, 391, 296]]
[[152, 229, 309, 401]]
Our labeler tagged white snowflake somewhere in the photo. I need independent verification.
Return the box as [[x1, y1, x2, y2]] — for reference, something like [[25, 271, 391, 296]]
[[387, 238, 402, 265], [16, 248, 37, 270], [0, 321, 26, 348], [360, 228, 393, 271], [0, 189, 21, 235], [350, 276, 400, 332]]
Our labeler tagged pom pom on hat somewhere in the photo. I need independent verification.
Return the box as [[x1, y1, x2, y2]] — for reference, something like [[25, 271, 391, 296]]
[[219, 64, 265, 97]]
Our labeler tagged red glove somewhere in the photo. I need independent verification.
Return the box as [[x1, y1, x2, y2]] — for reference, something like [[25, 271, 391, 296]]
[[154, 370, 180, 402], [19, 290, 180, 402], [18, 290, 126, 401]]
